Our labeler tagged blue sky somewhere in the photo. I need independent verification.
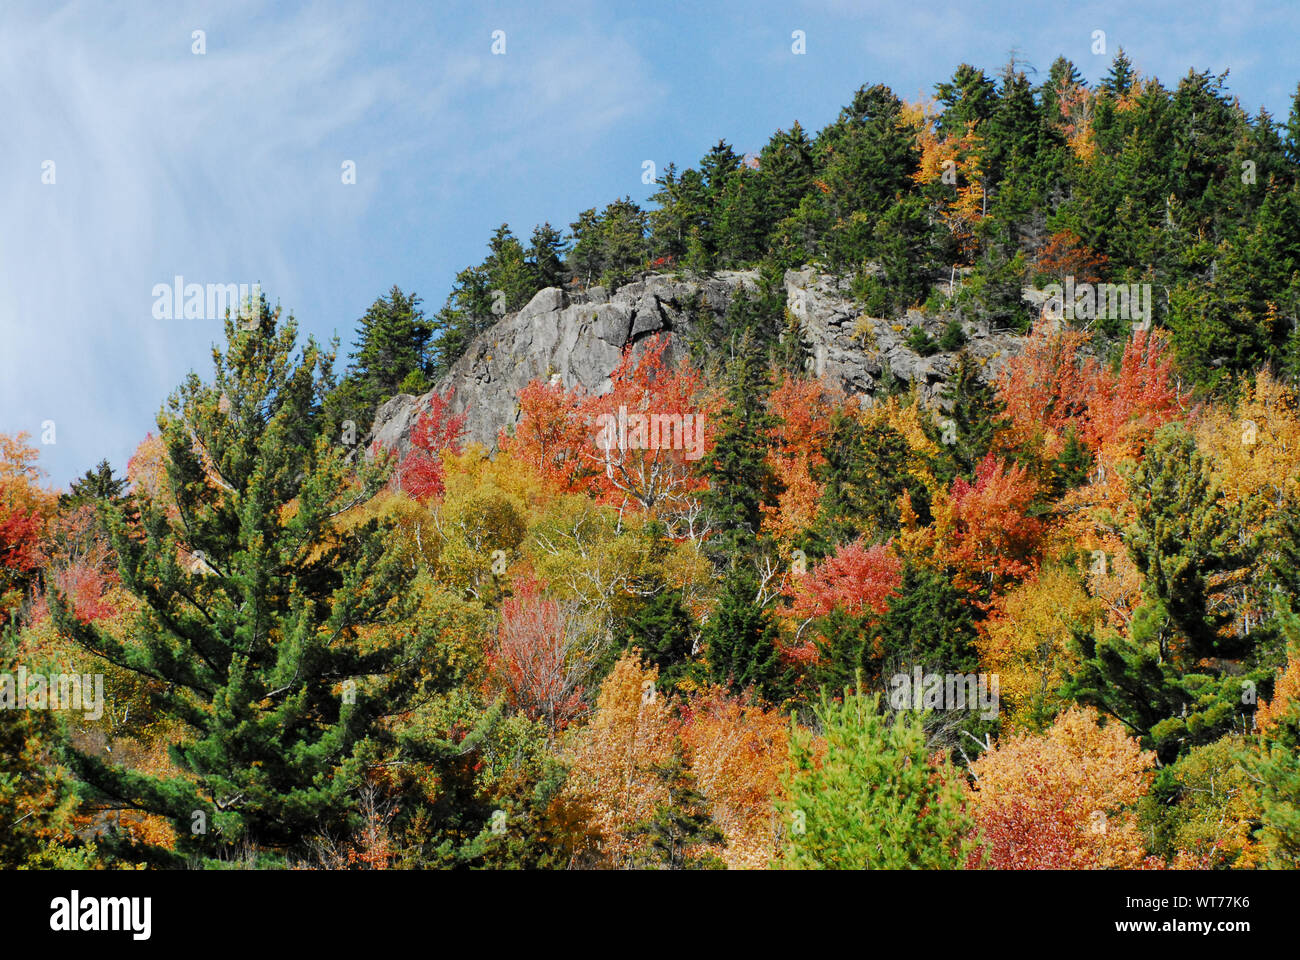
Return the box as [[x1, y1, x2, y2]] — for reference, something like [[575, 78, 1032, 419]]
[[3, 0, 1299, 488]]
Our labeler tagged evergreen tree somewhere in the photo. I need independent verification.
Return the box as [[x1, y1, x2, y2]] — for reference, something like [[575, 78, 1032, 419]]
[[528, 222, 570, 289], [714, 167, 771, 267], [1101, 48, 1137, 97], [51, 301, 474, 866], [649, 163, 708, 264], [759, 122, 815, 224], [701, 322, 777, 542], [61, 459, 128, 508], [0, 629, 78, 867], [921, 350, 1007, 484], [808, 607, 876, 694], [1247, 601, 1300, 867], [816, 84, 918, 268], [1067, 425, 1265, 763], [621, 588, 695, 689], [630, 752, 726, 869], [984, 63, 1045, 192], [485, 224, 541, 312], [1286, 81, 1300, 171], [876, 562, 981, 677], [779, 687, 975, 868], [935, 64, 998, 137], [331, 286, 434, 432], [1127, 426, 1250, 658], [567, 207, 604, 286], [567, 198, 650, 290], [702, 562, 784, 701], [808, 413, 931, 553]]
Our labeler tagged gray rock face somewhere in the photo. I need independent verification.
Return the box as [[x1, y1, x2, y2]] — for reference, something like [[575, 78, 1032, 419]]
[[367, 269, 1027, 458]]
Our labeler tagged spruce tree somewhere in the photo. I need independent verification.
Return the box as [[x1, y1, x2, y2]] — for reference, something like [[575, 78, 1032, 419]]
[[702, 562, 784, 701], [808, 413, 931, 554], [528, 222, 570, 289], [876, 562, 981, 677], [935, 64, 998, 138], [1286, 81, 1300, 171], [630, 752, 726, 869], [701, 321, 777, 544], [61, 459, 128, 508], [485, 223, 541, 312], [331, 286, 434, 433], [621, 588, 695, 689], [1101, 48, 1137, 97], [922, 350, 1007, 485]]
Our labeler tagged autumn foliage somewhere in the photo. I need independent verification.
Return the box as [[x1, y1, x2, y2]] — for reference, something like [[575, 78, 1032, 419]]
[[968, 706, 1155, 869], [396, 388, 468, 502]]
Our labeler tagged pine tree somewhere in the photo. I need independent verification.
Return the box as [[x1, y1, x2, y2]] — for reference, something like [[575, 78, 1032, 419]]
[[51, 301, 472, 866], [0, 628, 77, 867], [779, 686, 974, 868], [1067, 425, 1265, 763]]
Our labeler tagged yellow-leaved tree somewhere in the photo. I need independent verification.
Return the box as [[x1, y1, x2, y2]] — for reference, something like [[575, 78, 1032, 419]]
[[978, 566, 1100, 729]]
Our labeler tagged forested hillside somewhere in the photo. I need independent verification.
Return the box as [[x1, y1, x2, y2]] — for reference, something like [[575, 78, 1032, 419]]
[[4, 51, 1300, 870]]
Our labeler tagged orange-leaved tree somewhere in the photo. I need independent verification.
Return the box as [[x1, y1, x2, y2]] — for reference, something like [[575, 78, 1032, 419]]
[[679, 687, 789, 869], [562, 653, 676, 867], [968, 705, 1155, 869]]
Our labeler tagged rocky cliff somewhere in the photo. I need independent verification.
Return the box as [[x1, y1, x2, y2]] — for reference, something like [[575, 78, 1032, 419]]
[[367, 269, 1028, 457]]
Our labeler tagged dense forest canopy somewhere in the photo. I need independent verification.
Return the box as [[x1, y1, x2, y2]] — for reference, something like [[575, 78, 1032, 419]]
[[3, 52, 1300, 870]]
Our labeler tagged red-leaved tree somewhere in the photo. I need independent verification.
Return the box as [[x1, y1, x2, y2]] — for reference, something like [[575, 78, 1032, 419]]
[[488, 575, 596, 732], [395, 388, 468, 503]]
